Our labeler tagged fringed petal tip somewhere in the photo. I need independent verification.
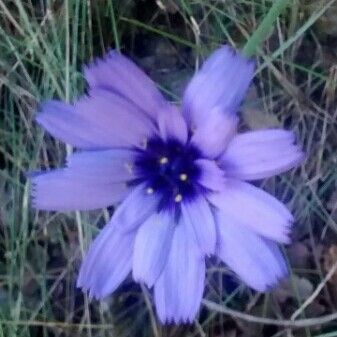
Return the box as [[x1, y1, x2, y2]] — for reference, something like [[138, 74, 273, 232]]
[[221, 129, 306, 181], [282, 230, 292, 245], [79, 290, 104, 302], [157, 313, 196, 325], [35, 99, 72, 122], [30, 182, 38, 210], [183, 44, 256, 128], [36, 90, 157, 150], [82, 49, 123, 84], [277, 217, 294, 245], [296, 149, 307, 166], [34, 100, 97, 149], [75, 282, 103, 301], [83, 52, 113, 91], [83, 53, 112, 84], [254, 263, 290, 293], [209, 180, 294, 245], [201, 44, 256, 72], [222, 44, 256, 67], [215, 206, 290, 292], [156, 294, 199, 325], [76, 220, 134, 301], [29, 169, 128, 211], [82, 48, 166, 120], [35, 104, 50, 126], [76, 269, 95, 298], [265, 244, 290, 292], [25, 170, 44, 179], [29, 175, 43, 211], [29, 174, 48, 211], [233, 261, 289, 293], [154, 224, 205, 325]]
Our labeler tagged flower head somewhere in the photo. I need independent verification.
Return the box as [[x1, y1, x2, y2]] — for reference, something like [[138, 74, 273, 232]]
[[31, 46, 305, 323]]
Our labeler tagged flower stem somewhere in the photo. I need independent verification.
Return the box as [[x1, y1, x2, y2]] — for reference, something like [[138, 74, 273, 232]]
[[242, 0, 291, 57]]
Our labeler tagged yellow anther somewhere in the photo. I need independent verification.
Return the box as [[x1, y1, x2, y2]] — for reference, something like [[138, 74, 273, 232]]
[[179, 173, 188, 181], [146, 187, 154, 194], [174, 194, 183, 203], [159, 156, 169, 165]]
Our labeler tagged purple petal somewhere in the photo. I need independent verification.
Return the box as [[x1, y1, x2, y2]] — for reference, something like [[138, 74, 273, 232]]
[[132, 212, 174, 287], [181, 196, 216, 255], [208, 180, 293, 243], [183, 45, 255, 127], [77, 219, 135, 299], [84, 51, 166, 119], [195, 159, 225, 192], [215, 210, 288, 291], [112, 184, 159, 234], [31, 169, 128, 211], [32, 149, 135, 211], [220, 129, 305, 180], [37, 89, 155, 150], [191, 107, 238, 158], [157, 104, 188, 144], [36, 100, 97, 149], [66, 149, 136, 183], [154, 224, 205, 323]]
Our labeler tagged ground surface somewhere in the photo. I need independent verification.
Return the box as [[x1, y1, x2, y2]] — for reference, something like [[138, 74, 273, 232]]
[[1, 0, 337, 336]]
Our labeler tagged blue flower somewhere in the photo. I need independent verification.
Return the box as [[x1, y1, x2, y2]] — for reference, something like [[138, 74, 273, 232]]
[[31, 46, 305, 323]]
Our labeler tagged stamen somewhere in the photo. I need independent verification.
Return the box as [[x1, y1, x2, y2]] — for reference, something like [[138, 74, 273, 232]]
[[146, 187, 154, 194], [179, 173, 188, 181], [174, 194, 183, 203], [134, 137, 202, 210], [159, 156, 169, 165], [141, 138, 148, 149], [125, 162, 134, 174]]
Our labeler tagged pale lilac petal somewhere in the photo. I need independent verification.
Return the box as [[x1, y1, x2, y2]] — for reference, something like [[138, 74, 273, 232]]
[[216, 210, 288, 291], [112, 184, 159, 234], [31, 169, 128, 211], [66, 149, 136, 183], [208, 180, 293, 243], [195, 159, 225, 192], [183, 45, 255, 127], [132, 212, 174, 287], [154, 224, 205, 323], [36, 100, 98, 149], [77, 219, 135, 299], [37, 89, 155, 150], [181, 196, 216, 255], [191, 107, 238, 158], [157, 104, 188, 144], [32, 149, 135, 211], [221, 129, 305, 180], [84, 51, 166, 119], [264, 239, 288, 277], [73, 89, 155, 148]]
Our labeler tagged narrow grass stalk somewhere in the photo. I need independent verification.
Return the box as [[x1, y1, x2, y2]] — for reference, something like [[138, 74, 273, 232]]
[[242, 0, 291, 57]]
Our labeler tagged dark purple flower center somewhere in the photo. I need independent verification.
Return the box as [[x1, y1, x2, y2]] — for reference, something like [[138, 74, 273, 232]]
[[133, 137, 202, 209]]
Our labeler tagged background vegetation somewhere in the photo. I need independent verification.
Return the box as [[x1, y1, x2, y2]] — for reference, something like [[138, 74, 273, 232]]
[[1, 0, 337, 336]]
